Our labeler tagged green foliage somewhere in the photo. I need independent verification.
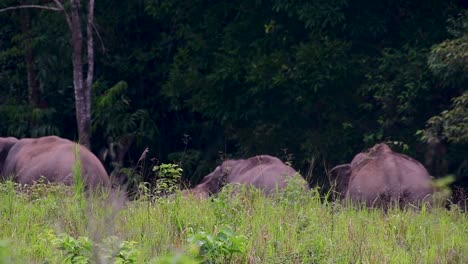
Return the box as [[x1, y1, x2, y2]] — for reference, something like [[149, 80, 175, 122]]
[[1, 182, 468, 263], [135, 182, 152, 201], [93, 80, 157, 139], [0, 8, 27, 98], [428, 36, 468, 85], [279, 173, 310, 204], [102, 237, 140, 264], [153, 163, 184, 178], [0, 0, 466, 187], [272, 0, 348, 30], [167, 149, 204, 181], [422, 10, 468, 145], [47, 232, 139, 264], [385, 140, 410, 154], [431, 175, 456, 207], [0, 102, 60, 137], [15, 178, 71, 201], [0, 1, 73, 137], [51, 233, 93, 264], [360, 46, 433, 142], [92, 80, 158, 157], [187, 226, 247, 263], [152, 163, 184, 196], [420, 91, 468, 144], [428, 10, 468, 86]]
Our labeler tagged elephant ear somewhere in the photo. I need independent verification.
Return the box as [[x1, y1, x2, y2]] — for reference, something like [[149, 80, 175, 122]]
[[0, 137, 18, 173], [196, 165, 227, 195], [329, 164, 352, 198]]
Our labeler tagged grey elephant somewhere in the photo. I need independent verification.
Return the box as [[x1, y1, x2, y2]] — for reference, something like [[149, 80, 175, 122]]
[[0, 136, 111, 189], [183, 155, 308, 198], [329, 143, 433, 207]]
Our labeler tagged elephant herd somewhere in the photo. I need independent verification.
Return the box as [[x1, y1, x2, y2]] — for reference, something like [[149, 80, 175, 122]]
[[0, 136, 436, 207]]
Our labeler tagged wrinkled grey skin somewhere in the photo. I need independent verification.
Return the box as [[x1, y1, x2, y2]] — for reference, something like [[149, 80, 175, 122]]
[[0, 136, 111, 189], [183, 155, 308, 198], [329, 143, 433, 207]]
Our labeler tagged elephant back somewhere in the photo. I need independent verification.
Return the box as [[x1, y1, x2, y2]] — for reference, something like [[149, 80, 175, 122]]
[[2, 136, 110, 189], [347, 143, 433, 206]]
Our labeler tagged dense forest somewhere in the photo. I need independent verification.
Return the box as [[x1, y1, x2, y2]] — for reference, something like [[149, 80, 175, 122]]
[[0, 0, 467, 191]]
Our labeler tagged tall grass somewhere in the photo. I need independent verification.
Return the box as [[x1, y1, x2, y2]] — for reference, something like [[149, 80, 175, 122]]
[[0, 181, 467, 263]]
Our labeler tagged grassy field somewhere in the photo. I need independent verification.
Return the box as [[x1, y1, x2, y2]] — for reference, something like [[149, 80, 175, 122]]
[[0, 181, 467, 264]]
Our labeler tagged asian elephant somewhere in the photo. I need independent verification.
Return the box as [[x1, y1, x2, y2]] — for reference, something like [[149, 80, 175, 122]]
[[0, 136, 111, 189], [329, 143, 433, 207], [183, 155, 308, 198]]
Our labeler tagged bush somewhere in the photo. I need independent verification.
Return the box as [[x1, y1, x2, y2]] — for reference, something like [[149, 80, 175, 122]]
[[44, 231, 139, 264], [152, 163, 184, 197], [187, 226, 247, 263]]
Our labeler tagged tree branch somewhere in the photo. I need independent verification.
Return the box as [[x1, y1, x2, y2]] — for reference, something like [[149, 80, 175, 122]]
[[92, 22, 106, 53], [52, 0, 72, 30], [0, 5, 62, 12]]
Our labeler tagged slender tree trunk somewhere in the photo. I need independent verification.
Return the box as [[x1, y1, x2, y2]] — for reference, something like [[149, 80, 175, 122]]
[[85, 0, 94, 122], [70, 0, 90, 148], [20, 6, 40, 108]]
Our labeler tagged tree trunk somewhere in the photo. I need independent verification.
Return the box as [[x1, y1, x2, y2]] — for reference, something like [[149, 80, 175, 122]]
[[70, 0, 90, 148], [20, 6, 40, 108], [85, 0, 94, 124]]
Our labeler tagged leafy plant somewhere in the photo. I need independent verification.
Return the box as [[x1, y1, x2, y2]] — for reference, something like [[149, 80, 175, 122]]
[[46, 231, 139, 264], [187, 226, 247, 263], [152, 163, 184, 197], [419, 91, 468, 144], [102, 236, 140, 264], [427, 10, 468, 86], [135, 182, 152, 201], [279, 173, 309, 204], [51, 233, 92, 264], [422, 10, 468, 145]]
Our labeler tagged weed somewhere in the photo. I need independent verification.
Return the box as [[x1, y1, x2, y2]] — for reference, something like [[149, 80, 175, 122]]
[[101, 236, 140, 264], [187, 226, 247, 263], [153, 163, 184, 197], [47, 231, 140, 264], [278, 173, 309, 204], [51, 233, 93, 264]]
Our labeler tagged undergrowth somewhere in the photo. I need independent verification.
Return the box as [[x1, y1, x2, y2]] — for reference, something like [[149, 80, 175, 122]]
[[0, 180, 467, 263]]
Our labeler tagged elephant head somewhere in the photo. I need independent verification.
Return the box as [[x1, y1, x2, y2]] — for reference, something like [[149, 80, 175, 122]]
[[0, 137, 19, 178], [328, 164, 351, 199], [183, 155, 308, 198], [329, 143, 433, 207], [0, 136, 111, 189], [182, 165, 228, 198]]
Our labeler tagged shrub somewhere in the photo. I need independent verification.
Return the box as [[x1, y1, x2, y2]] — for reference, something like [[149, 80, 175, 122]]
[[152, 163, 184, 197], [187, 226, 247, 263], [45, 231, 139, 264]]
